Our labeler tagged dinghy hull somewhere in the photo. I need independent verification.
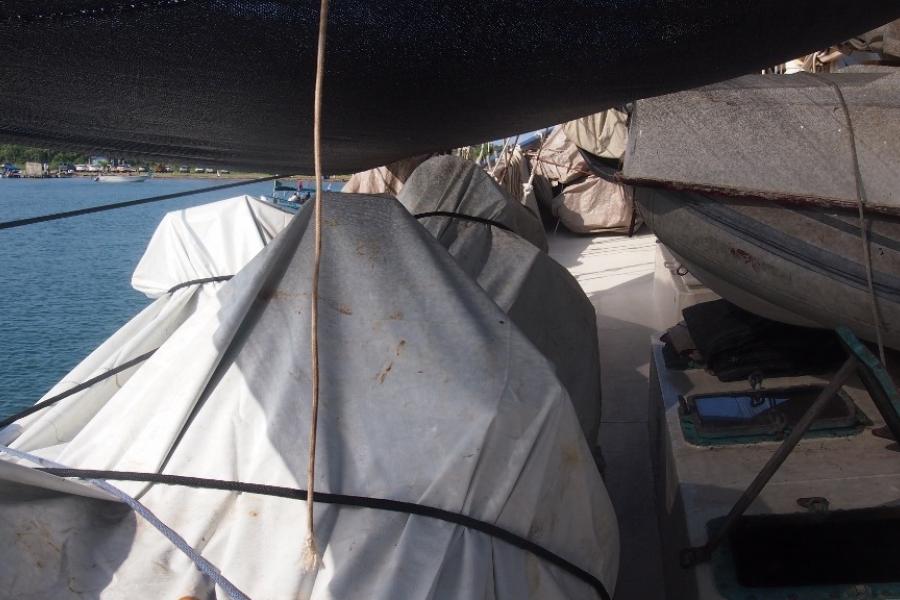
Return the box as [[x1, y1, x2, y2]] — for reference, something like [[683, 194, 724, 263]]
[[635, 187, 900, 349]]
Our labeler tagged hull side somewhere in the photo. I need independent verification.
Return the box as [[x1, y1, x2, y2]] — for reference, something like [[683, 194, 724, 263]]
[[636, 187, 900, 348]]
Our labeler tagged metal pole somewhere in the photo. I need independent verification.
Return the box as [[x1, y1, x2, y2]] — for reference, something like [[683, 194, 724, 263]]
[[681, 356, 858, 568]]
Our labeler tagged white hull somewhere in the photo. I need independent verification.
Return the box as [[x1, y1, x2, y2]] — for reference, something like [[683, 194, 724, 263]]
[[96, 175, 148, 183]]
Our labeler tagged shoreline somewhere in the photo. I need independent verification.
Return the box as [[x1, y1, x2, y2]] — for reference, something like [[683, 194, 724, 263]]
[[5, 173, 350, 182]]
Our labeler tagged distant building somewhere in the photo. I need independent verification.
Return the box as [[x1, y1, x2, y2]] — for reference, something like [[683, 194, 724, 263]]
[[24, 162, 47, 177]]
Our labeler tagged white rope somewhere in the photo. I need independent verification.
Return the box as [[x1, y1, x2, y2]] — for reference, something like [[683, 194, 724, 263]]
[[304, 0, 330, 572], [527, 131, 548, 186], [0, 445, 251, 600]]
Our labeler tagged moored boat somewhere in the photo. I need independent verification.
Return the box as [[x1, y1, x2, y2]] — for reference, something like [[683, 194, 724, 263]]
[[95, 174, 149, 183]]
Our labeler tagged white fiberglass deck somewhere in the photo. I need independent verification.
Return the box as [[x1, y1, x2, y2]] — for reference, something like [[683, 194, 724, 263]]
[[548, 229, 667, 600]]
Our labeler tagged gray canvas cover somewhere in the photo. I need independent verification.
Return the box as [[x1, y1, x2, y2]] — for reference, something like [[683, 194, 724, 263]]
[[0, 194, 618, 599], [622, 70, 900, 214], [399, 156, 603, 448], [400, 156, 547, 253]]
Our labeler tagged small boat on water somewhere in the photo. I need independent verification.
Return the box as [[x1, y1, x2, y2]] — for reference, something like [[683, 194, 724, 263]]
[[624, 68, 900, 349], [94, 174, 149, 183], [263, 178, 311, 210]]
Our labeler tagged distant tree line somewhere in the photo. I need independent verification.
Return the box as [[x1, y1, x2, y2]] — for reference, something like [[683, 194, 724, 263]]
[[0, 144, 88, 169]]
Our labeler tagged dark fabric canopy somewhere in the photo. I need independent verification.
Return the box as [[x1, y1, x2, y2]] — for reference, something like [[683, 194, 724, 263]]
[[0, 1, 898, 173]]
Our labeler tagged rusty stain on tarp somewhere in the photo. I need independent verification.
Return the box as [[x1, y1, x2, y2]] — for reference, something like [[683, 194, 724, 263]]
[[375, 340, 407, 383], [375, 362, 393, 384]]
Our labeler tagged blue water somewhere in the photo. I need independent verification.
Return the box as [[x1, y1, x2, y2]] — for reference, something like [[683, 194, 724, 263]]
[[0, 177, 282, 417]]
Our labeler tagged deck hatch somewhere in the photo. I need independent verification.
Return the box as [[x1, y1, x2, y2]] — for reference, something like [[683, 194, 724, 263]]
[[679, 385, 868, 445]]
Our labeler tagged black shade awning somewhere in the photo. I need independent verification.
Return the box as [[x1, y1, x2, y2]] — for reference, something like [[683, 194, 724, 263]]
[[1, 1, 898, 173]]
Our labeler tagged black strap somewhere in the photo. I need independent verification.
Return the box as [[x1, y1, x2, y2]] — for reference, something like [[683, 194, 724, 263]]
[[0, 277, 235, 428], [38, 468, 610, 599], [0, 175, 284, 230], [414, 211, 513, 233], [167, 275, 234, 294], [0, 349, 157, 429]]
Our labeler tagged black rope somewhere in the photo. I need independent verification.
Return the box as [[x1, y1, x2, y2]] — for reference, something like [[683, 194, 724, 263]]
[[0, 175, 284, 230], [0, 349, 157, 429], [37, 468, 610, 599], [167, 275, 234, 295], [414, 211, 513, 233]]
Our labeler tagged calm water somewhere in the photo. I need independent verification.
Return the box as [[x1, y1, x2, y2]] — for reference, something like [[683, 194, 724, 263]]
[[0, 177, 282, 417]]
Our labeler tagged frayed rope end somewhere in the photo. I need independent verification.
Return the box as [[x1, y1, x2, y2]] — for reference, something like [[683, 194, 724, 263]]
[[302, 532, 321, 572]]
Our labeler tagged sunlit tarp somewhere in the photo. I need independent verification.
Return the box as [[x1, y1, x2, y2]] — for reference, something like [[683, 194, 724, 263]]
[[0, 193, 618, 599]]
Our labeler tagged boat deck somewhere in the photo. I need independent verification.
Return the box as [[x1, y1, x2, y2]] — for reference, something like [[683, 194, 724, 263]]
[[548, 229, 667, 600]]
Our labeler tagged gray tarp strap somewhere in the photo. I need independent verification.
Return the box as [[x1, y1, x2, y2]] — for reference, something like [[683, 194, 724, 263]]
[[0, 447, 612, 600], [0, 444, 252, 600]]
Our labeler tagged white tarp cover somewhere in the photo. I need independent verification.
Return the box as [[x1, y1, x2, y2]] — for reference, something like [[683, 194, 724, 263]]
[[0, 195, 292, 452], [551, 176, 640, 235], [398, 156, 602, 449], [0, 193, 618, 599], [341, 154, 432, 196], [562, 109, 629, 161], [131, 195, 293, 298]]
